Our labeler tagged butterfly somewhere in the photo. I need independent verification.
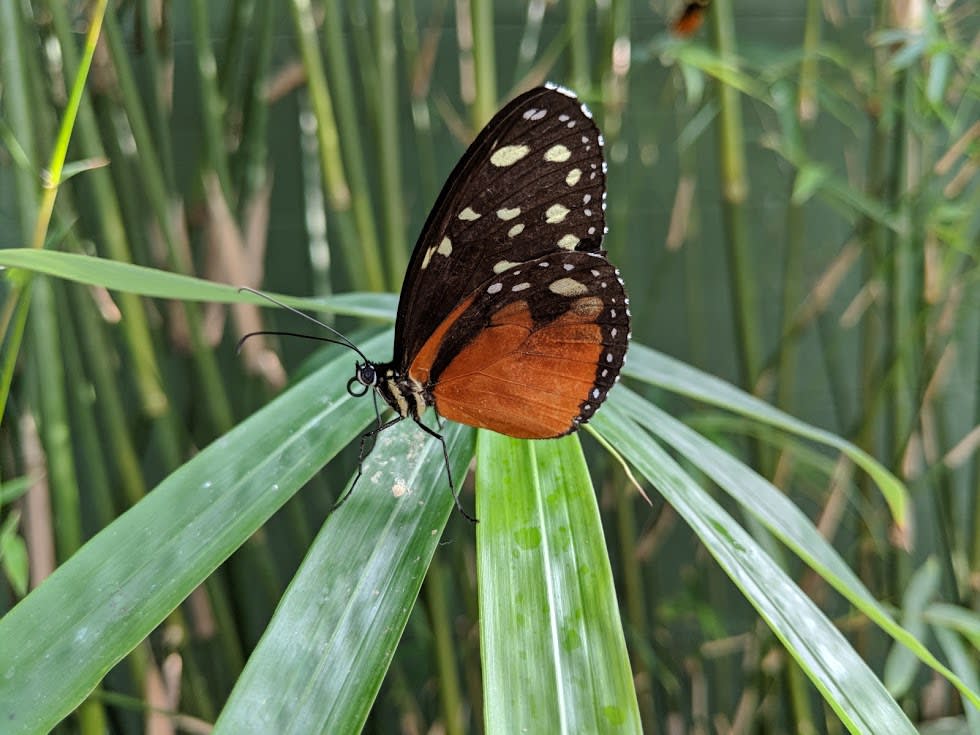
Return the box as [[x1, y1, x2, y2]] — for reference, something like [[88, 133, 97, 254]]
[[244, 84, 630, 517], [671, 1, 710, 37]]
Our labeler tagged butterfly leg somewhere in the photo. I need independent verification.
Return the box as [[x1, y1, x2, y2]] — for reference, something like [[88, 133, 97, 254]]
[[412, 418, 477, 523], [334, 414, 406, 509]]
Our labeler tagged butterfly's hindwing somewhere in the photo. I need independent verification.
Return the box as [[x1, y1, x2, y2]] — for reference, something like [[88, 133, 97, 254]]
[[407, 251, 630, 439], [394, 85, 608, 368]]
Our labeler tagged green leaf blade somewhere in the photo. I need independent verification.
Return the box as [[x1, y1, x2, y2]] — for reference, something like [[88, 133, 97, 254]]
[[0, 336, 387, 734], [476, 432, 640, 734]]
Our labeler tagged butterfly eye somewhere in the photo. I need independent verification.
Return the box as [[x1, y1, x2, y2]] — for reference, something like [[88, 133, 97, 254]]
[[356, 363, 378, 386]]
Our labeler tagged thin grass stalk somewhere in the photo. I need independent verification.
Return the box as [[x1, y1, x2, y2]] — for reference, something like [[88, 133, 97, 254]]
[[774, 84, 804, 416], [614, 486, 656, 732], [292, 0, 385, 292], [773, 69, 822, 733], [237, 0, 275, 207], [971, 333, 980, 608], [298, 91, 334, 299], [709, 0, 761, 389], [219, 0, 258, 123], [137, 0, 177, 193], [374, 0, 409, 280], [57, 287, 115, 526], [348, 7, 381, 138], [0, 3, 90, 572], [321, 1, 388, 289], [44, 1, 170, 420], [29, 0, 108, 252], [423, 554, 465, 735], [402, 3, 441, 209], [566, 0, 590, 92], [29, 278, 81, 558], [469, 0, 497, 126], [65, 280, 146, 505], [851, 0, 895, 613], [797, 0, 822, 122], [101, 9, 234, 435], [190, 0, 234, 197]]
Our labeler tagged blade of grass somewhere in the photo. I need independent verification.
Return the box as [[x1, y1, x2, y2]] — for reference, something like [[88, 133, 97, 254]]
[[603, 387, 980, 710], [0, 248, 398, 319], [212, 420, 474, 733], [623, 343, 911, 537], [593, 401, 917, 734], [476, 432, 641, 733], [0, 334, 389, 734]]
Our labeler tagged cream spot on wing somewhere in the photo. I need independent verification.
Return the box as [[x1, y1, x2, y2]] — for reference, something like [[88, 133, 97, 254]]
[[507, 223, 525, 237], [493, 260, 520, 273], [566, 168, 582, 186], [490, 144, 530, 167], [549, 278, 589, 296], [557, 234, 580, 250], [437, 237, 452, 256], [458, 207, 481, 221], [487, 282, 503, 294], [544, 144, 571, 162], [511, 282, 531, 292], [421, 246, 436, 269], [545, 204, 570, 224], [496, 207, 521, 221]]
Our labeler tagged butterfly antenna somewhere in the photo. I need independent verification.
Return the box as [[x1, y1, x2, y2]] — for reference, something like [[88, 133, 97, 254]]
[[235, 330, 358, 354], [237, 286, 369, 362]]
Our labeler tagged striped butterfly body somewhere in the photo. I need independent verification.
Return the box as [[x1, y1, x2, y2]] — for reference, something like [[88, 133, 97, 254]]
[[352, 84, 630, 459]]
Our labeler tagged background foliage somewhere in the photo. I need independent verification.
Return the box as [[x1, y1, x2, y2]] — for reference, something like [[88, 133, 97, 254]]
[[0, 0, 978, 733]]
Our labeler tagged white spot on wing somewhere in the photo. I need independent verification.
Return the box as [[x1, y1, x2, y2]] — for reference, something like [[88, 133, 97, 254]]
[[557, 234, 580, 250], [497, 207, 521, 221], [487, 282, 503, 294], [493, 260, 519, 273], [545, 204, 570, 223], [548, 278, 588, 296], [437, 237, 452, 257], [490, 144, 531, 167], [511, 282, 531, 292], [544, 144, 571, 162], [507, 223, 525, 237], [566, 168, 582, 186], [421, 246, 436, 269], [458, 207, 481, 221]]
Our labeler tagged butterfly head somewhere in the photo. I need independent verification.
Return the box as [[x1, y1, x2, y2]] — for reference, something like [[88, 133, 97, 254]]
[[347, 361, 378, 397]]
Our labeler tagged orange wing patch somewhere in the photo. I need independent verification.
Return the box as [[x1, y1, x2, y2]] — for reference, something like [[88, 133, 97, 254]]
[[428, 297, 605, 439]]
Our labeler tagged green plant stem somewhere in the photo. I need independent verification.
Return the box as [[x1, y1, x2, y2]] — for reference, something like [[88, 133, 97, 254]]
[[470, 0, 496, 126], [710, 0, 761, 390], [137, 0, 177, 193], [45, 1, 170, 419], [423, 555, 465, 735], [237, 0, 275, 207], [30, 278, 82, 558], [101, 9, 234, 435], [190, 0, 234, 197], [292, 0, 386, 292], [567, 0, 590, 92], [374, 0, 408, 283], [67, 283, 147, 506]]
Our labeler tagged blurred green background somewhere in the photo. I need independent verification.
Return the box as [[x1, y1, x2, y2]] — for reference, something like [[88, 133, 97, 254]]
[[1, 0, 978, 733]]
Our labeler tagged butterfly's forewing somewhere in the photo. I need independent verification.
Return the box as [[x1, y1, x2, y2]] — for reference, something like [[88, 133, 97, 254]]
[[394, 84, 608, 366]]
